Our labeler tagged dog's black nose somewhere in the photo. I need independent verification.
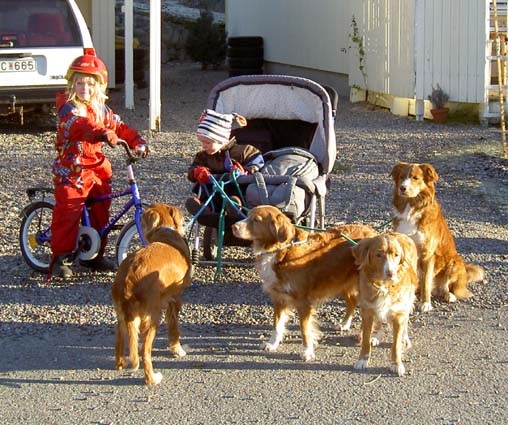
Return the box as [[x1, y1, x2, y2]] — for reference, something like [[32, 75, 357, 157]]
[[400, 185, 406, 193]]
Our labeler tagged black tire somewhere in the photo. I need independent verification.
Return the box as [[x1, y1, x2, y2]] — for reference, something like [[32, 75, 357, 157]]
[[227, 57, 264, 69], [19, 201, 54, 273], [228, 68, 264, 77], [226, 46, 264, 58], [227, 36, 263, 47], [203, 227, 218, 261]]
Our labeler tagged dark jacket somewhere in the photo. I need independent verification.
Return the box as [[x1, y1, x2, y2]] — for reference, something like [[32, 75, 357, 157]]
[[187, 139, 264, 182]]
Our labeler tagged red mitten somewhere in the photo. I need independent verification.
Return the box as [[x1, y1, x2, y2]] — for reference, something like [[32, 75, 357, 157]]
[[230, 162, 246, 176], [194, 166, 211, 184], [102, 130, 118, 147], [135, 142, 149, 158]]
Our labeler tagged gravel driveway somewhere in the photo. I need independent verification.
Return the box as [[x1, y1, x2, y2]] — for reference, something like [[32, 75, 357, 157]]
[[0, 63, 507, 424]]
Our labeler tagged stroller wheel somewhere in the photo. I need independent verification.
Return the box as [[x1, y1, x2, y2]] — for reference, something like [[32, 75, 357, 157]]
[[203, 227, 218, 261]]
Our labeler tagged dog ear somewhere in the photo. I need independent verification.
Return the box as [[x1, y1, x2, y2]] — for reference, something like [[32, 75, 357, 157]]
[[390, 162, 407, 180], [141, 208, 161, 237], [271, 213, 293, 243], [421, 163, 439, 183], [351, 238, 370, 269], [398, 234, 418, 271], [168, 205, 183, 226]]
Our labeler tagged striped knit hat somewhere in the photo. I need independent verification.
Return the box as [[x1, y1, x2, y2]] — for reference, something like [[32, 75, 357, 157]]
[[196, 109, 247, 145]]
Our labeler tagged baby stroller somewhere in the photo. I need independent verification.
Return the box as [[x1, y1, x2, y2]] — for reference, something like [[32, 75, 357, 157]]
[[189, 74, 338, 274]]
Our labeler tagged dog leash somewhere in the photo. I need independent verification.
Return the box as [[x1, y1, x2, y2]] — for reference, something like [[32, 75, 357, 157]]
[[254, 238, 308, 258], [295, 223, 359, 247]]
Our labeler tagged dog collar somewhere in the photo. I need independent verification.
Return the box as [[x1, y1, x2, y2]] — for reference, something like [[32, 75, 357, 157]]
[[255, 238, 308, 257]]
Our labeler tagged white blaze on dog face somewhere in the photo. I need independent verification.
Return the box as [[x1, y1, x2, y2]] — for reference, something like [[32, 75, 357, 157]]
[[382, 236, 402, 282], [392, 162, 439, 199], [398, 165, 426, 198], [231, 217, 250, 240]]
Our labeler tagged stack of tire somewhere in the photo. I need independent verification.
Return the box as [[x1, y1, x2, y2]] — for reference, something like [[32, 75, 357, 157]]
[[226, 36, 264, 77], [115, 48, 147, 88]]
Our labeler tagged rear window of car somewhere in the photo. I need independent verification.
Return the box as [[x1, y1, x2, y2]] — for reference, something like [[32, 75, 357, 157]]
[[0, 0, 83, 48]]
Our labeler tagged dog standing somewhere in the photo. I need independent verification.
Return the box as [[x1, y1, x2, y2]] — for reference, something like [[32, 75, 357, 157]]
[[390, 162, 485, 312], [232, 205, 377, 361], [352, 232, 418, 376], [111, 204, 191, 385]]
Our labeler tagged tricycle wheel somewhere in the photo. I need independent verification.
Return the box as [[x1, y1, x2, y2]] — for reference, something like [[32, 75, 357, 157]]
[[203, 227, 218, 261]]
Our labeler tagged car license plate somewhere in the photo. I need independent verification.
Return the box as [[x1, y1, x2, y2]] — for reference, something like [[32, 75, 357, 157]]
[[0, 58, 37, 72]]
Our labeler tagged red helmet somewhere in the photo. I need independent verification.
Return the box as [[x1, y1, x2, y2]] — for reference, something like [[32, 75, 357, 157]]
[[66, 54, 108, 86]]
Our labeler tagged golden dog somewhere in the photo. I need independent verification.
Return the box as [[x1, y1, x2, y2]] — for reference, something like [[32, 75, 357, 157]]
[[232, 205, 377, 361], [352, 232, 418, 376], [391, 162, 485, 312], [112, 204, 191, 385]]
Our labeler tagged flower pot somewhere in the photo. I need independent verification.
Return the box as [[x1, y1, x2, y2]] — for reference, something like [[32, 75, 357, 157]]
[[430, 108, 449, 124]]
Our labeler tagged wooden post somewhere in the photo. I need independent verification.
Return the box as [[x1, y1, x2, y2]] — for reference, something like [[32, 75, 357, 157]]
[[493, 0, 508, 159]]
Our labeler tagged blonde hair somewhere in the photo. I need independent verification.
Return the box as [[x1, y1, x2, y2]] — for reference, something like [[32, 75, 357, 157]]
[[67, 72, 108, 122]]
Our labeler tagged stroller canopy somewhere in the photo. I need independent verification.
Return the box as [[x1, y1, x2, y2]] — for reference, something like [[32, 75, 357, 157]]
[[206, 75, 337, 175]]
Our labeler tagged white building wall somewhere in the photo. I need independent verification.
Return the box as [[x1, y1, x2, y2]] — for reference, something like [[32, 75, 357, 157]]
[[91, 0, 116, 87], [226, 0, 487, 105], [226, 0, 351, 75], [421, 0, 485, 103]]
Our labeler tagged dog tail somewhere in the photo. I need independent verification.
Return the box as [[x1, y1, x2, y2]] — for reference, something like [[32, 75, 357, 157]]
[[451, 284, 473, 299], [466, 264, 485, 284]]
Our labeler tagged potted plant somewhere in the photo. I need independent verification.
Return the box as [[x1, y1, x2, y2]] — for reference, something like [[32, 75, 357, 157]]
[[428, 84, 450, 123]]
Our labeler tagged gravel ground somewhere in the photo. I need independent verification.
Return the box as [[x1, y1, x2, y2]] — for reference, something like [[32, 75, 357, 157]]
[[0, 62, 507, 424]]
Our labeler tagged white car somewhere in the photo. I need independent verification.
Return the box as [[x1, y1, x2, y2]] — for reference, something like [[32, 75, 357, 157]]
[[0, 0, 94, 123]]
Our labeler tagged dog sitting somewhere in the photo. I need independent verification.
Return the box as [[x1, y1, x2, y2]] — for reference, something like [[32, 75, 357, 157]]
[[390, 162, 485, 312], [232, 205, 377, 361], [352, 232, 418, 376], [111, 204, 191, 385]]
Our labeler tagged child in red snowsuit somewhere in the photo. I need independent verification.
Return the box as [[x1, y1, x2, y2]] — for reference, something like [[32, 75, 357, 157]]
[[50, 55, 149, 278]]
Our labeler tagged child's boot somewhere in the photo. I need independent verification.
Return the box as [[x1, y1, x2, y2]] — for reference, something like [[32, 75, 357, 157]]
[[80, 255, 116, 272], [52, 253, 74, 278]]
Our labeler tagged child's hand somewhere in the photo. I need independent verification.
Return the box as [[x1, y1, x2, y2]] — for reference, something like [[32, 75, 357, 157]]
[[102, 130, 118, 147], [194, 166, 211, 184], [230, 162, 246, 176], [135, 144, 149, 158]]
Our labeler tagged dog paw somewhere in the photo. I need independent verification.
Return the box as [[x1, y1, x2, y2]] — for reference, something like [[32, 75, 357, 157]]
[[261, 341, 278, 352], [370, 336, 380, 347], [419, 301, 433, 312], [445, 292, 457, 303], [354, 358, 369, 371], [391, 362, 405, 376], [115, 358, 127, 370], [337, 319, 352, 332], [301, 348, 315, 362], [146, 371, 163, 386], [170, 344, 187, 357]]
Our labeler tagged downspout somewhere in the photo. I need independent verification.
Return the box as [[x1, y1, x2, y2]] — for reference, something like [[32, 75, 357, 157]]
[[149, 0, 161, 131], [124, 0, 134, 110], [414, 0, 425, 121]]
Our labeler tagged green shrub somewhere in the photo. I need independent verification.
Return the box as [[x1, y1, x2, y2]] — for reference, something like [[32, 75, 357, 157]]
[[185, 10, 226, 69]]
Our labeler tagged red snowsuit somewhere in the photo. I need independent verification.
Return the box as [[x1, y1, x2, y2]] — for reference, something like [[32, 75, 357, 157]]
[[50, 98, 145, 259]]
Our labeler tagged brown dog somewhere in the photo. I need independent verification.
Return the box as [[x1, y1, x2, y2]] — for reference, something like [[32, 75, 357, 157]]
[[112, 204, 191, 385], [390, 162, 485, 312], [232, 205, 377, 361], [352, 232, 418, 376]]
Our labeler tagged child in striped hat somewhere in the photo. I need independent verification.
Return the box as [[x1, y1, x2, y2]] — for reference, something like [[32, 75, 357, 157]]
[[186, 109, 264, 224]]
